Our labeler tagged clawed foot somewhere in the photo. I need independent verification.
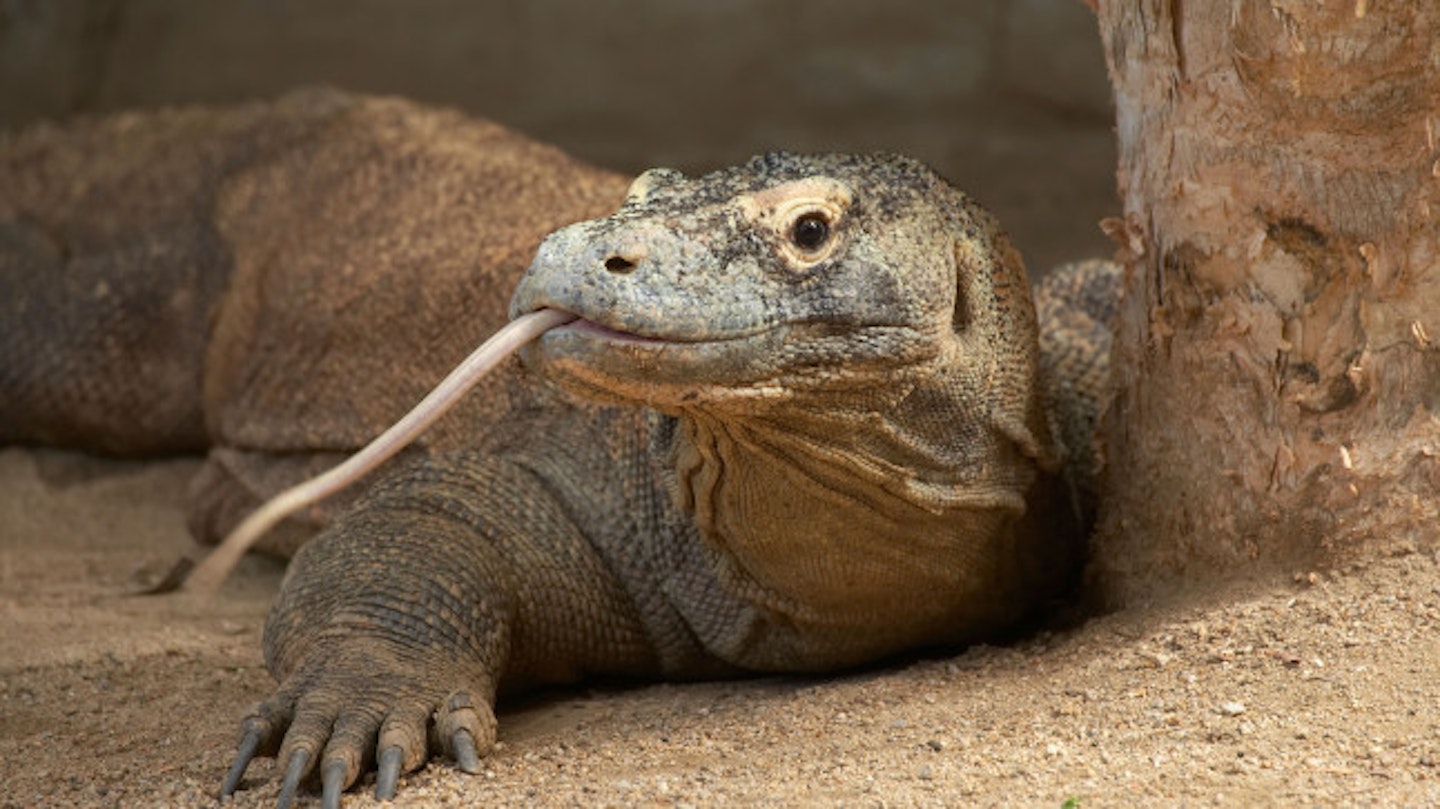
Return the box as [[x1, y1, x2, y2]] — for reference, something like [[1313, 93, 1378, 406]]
[[220, 669, 496, 807]]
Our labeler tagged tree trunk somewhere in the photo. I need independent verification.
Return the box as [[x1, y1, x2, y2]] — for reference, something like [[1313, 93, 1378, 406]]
[[1091, 1, 1440, 606]]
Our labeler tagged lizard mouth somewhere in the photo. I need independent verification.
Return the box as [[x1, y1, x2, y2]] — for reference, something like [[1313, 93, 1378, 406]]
[[557, 316, 667, 344], [540, 310, 773, 347], [521, 305, 926, 410], [519, 306, 799, 407]]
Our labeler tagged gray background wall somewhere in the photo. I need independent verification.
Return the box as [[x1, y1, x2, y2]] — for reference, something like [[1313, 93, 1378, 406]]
[[0, 0, 1117, 272]]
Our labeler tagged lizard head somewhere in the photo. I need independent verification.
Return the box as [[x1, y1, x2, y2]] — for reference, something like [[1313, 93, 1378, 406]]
[[510, 152, 1054, 466]]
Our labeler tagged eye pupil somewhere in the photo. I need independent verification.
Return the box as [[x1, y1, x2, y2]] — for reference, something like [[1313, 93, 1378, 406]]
[[791, 214, 830, 251]]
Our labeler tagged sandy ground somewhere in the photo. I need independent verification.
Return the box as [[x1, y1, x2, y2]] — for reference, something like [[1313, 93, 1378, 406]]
[[2, 447, 1439, 808]]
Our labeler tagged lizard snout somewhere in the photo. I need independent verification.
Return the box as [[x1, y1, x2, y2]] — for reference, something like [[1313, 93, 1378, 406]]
[[595, 232, 658, 275]]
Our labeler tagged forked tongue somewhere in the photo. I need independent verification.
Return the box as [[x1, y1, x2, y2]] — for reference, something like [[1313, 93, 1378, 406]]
[[180, 308, 575, 596]]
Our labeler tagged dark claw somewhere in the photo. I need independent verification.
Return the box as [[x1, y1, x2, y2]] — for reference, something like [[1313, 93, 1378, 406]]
[[375, 746, 402, 800], [321, 759, 346, 809], [453, 729, 481, 774], [220, 721, 263, 798], [275, 749, 310, 809]]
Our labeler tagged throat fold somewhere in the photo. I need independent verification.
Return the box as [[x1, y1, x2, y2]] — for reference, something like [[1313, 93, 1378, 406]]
[[672, 397, 1035, 623]]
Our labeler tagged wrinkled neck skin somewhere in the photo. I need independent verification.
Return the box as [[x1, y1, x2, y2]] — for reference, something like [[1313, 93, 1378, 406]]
[[655, 354, 1071, 671], [506, 153, 1084, 670]]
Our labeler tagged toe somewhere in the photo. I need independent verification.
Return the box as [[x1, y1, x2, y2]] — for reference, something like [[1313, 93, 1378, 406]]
[[452, 729, 482, 773], [220, 719, 264, 798], [374, 700, 429, 798], [316, 706, 384, 800], [376, 701, 430, 772], [374, 746, 404, 801], [275, 704, 334, 772], [220, 699, 292, 798], [320, 758, 346, 809], [275, 748, 311, 809], [433, 691, 497, 774], [271, 694, 335, 806]]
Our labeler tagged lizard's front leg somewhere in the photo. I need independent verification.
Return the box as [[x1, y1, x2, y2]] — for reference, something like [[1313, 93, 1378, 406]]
[[221, 449, 659, 807]]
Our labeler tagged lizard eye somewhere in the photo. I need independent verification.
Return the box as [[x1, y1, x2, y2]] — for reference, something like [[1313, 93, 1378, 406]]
[[790, 212, 831, 252]]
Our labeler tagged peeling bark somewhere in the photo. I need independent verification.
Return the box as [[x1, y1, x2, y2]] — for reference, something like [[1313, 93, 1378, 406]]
[[1093, 1, 1440, 605]]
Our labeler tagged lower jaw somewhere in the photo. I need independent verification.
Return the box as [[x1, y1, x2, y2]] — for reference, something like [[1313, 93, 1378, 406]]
[[534, 352, 793, 415]]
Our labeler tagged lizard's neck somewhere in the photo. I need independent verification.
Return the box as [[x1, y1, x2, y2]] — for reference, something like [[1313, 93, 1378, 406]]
[[668, 375, 1058, 658]]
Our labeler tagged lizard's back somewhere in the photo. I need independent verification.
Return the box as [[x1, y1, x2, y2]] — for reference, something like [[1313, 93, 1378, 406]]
[[0, 91, 630, 550], [0, 89, 628, 457]]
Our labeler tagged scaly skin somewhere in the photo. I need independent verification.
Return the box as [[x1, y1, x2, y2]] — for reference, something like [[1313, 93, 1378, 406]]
[[0, 89, 630, 556], [0, 98, 1116, 807], [232, 153, 1106, 806]]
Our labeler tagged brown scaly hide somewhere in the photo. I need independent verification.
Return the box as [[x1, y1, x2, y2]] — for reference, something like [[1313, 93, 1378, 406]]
[[1091, 2, 1440, 605], [0, 88, 630, 552]]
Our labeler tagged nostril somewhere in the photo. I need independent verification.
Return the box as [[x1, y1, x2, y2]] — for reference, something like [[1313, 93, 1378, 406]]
[[603, 255, 637, 274]]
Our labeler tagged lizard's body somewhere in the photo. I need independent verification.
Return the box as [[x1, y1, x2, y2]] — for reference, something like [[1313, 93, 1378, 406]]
[[1, 89, 631, 554], [0, 92, 1114, 805]]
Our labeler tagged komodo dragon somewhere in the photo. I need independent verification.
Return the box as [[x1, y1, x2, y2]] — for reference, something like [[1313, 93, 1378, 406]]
[[0, 90, 1116, 806]]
